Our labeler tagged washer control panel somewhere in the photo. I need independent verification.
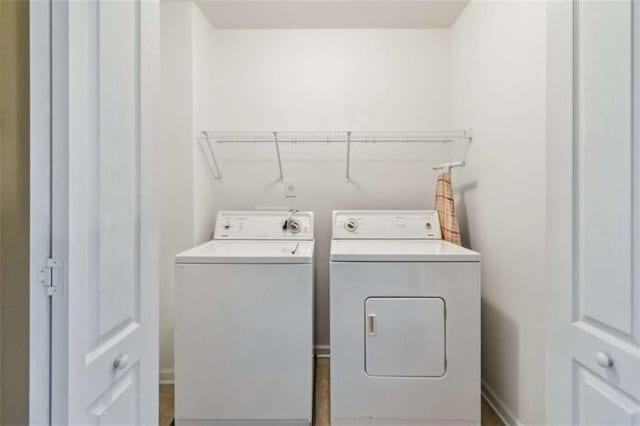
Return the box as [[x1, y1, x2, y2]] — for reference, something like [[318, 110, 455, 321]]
[[333, 210, 442, 239], [214, 211, 314, 240]]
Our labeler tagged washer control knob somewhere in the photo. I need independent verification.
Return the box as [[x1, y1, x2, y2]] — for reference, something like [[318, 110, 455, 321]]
[[287, 219, 302, 234], [425, 222, 432, 230], [344, 219, 359, 232]]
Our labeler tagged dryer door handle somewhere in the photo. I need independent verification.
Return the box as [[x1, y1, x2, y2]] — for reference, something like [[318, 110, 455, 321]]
[[367, 314, 377, 336]]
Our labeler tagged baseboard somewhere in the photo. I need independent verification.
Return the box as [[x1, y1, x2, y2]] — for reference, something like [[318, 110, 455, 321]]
[[314, 345, 330, 358], [481, 379, 523, 426], [160, 368, 174, 385]]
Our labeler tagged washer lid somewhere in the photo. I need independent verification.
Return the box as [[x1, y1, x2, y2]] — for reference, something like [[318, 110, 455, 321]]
[[176, 240, 315, 264], [330, 239, 479, 262]]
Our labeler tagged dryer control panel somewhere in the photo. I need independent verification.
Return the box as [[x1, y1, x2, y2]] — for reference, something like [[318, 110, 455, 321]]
[[332, 210, 442, 239], [214, 211, 314, 240]]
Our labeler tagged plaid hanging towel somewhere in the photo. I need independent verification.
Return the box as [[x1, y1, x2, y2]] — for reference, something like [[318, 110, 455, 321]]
[[435, 172, 461, 245]]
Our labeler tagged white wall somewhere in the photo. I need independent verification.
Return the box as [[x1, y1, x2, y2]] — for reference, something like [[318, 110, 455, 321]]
[[451, 1, 547, 424], [191, 11, 458, 347], [159, 1, 195, 382], [192, 5, 219, 243]]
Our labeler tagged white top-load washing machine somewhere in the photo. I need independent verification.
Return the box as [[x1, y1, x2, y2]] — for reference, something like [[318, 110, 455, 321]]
[[175, 211, 314, 426], [330, 210, 481, 426]]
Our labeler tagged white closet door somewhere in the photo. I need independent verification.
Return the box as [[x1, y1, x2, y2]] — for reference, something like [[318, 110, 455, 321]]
[[547, 1, 640, 424], [51, 0, 159, 424]]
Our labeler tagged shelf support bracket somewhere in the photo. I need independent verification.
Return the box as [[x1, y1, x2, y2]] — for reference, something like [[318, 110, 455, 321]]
[[273, 131, 284, 180], [202, 132, 222, 180], [345, 131, 352, 181]]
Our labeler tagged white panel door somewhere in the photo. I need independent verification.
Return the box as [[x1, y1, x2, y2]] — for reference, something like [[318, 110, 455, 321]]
[[547, 1, 640, 424], [365, 297, 445, 377], [51, 0, 159, 424]]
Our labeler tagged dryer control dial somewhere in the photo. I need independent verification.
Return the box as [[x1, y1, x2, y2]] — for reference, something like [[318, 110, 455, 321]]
[[344, 219, 359, 232]]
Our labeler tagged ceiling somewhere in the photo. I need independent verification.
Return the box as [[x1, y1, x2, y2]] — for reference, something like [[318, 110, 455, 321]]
[[194, 0, 470, 29]]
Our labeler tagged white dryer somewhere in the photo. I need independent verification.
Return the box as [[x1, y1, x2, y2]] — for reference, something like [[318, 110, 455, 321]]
[[330, 210, 481, 426], [175, 211, 314, 426]]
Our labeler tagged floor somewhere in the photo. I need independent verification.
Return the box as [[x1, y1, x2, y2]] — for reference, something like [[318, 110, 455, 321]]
[[160, 358, 504, 426]]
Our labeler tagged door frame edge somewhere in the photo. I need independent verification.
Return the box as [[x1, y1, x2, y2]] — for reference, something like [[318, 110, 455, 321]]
[[544, 0, 576, 424], [29, 0, 52, 423]]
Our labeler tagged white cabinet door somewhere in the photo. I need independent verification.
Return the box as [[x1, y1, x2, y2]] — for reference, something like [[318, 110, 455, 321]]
[[547, 1, 640, 424], [365, 297, 445, 377], [51, 0, 159, 424]]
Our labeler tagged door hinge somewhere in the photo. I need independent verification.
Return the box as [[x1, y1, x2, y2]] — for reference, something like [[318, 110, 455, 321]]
[[41, 258, 63, 296]]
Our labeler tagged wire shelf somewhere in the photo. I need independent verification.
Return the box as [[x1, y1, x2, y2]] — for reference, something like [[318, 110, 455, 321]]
[[199, 130, 472, 181], [203, 130, 471, 144]]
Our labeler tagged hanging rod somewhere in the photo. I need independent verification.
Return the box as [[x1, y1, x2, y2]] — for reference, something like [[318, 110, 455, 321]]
[[199, 130, 473, 181]]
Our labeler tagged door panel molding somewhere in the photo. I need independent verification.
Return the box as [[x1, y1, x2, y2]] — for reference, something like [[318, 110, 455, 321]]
[[572, 0, 635, 338], [574, 362, 640, 425]]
